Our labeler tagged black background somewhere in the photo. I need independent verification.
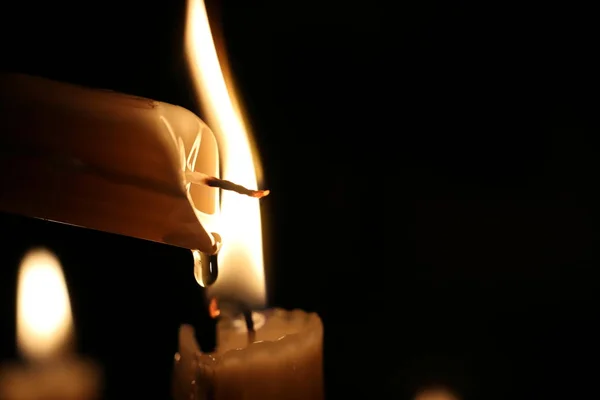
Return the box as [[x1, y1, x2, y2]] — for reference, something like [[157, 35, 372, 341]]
[[1, 1, 598, 399]]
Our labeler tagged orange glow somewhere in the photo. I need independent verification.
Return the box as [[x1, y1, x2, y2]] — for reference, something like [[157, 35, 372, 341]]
[[17, 248, 73, 361], [185, 0, 266, 307], [209, 297, 221, 318], [415, 388, 460, 400]]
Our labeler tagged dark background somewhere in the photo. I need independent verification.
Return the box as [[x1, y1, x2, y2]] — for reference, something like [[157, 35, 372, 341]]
[[1, 1, 598, 399]]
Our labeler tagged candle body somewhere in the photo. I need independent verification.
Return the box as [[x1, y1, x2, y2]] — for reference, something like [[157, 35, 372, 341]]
[[0, 358, 100, 400], [174, 308, 323, 400], [0, 73, 220, 253]]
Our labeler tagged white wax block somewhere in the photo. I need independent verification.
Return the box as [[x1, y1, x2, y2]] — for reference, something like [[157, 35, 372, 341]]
[[0, 73, 220, 253], [174, 309, 324, 400]]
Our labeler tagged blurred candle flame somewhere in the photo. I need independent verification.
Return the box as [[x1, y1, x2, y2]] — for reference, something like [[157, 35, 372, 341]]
[[17, 248, 73, 361], [185, 0, 266, 308], [415, 388, 460, 400]]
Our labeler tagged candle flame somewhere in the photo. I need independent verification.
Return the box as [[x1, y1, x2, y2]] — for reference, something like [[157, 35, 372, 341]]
[[185, 0, 266, 307], [16, 248, 73, 361]]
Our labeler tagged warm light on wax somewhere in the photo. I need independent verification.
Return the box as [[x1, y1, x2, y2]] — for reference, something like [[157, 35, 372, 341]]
[[186, 0, 266, 307], [17, 249, 73, 361]]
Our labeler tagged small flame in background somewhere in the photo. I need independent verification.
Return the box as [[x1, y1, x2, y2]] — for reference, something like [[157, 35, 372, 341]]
[[17, 248, 73, 361], [185, 0, 266, 308]]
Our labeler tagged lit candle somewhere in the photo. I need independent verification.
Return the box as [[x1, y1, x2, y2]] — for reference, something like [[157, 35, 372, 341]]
[[173, 0, 324, 398], [0, 248, 100, 400]]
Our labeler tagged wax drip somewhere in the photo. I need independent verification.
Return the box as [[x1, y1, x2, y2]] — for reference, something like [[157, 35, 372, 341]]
[[186, 271, 218, 353], [208, 254, 219, 285], [189, 248, 220, 352], [192, 249, 219, 287]]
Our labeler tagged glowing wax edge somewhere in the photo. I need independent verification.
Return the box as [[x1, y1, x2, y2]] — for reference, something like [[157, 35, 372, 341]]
[[196, 308, 322, 365]]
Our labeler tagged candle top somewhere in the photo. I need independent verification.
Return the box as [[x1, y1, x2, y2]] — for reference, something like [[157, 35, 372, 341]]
[[211, 309, 322, 369], [179, 308, 322, 364], [175, 309, 324, 400]]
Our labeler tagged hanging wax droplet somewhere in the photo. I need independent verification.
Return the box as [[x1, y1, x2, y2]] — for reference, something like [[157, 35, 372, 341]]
[[192, 249, 219, 287], [208, 253, 219, 286]]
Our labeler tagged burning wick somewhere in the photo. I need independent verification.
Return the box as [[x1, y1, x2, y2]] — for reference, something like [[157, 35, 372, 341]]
[[242, 308, 256, 344], [209, 300, 260, 349], [209, 297, 221, 319], [194, 297, 220, 354], [186, 171, 270, 198]]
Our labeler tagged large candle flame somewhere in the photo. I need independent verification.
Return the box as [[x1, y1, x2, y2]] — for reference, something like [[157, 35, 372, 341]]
[[17, 248, 73, 361], [185, 0, 266, 307]]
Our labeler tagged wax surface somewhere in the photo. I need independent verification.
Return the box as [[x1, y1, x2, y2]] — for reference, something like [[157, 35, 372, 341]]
[[174, 308, 323, 400]]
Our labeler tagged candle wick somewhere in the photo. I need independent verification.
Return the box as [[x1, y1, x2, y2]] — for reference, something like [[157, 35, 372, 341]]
[[242, 309, 256, 344], [186, 171, 270, 199]]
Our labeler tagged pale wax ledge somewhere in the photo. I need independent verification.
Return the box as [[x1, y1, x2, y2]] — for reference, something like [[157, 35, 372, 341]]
[[0, 73, 220, 254]]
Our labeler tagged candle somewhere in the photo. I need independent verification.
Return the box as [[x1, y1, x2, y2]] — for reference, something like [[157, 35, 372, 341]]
[[174, 309, 323, 400], [173, 1, 324, 399], [0, 248, 100, 400], [0, 72, 221, 254]]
